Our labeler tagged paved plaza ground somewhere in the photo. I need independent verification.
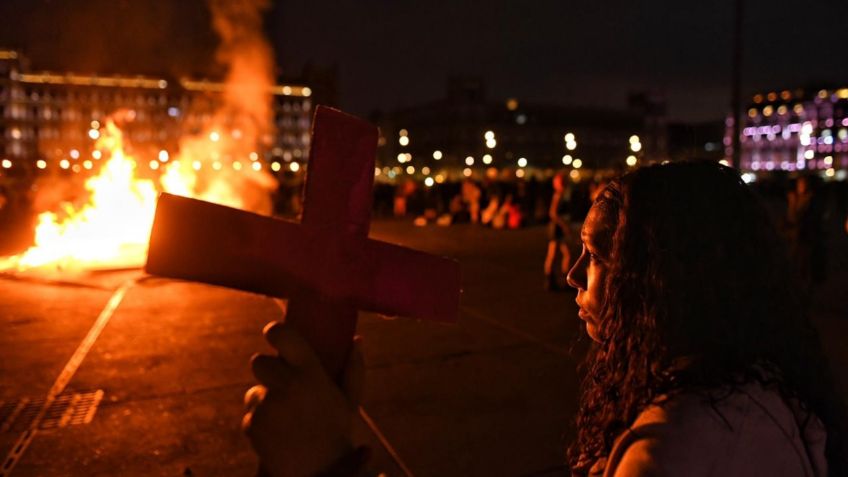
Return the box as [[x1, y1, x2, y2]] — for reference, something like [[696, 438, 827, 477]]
[[0, 218, 845, 476]]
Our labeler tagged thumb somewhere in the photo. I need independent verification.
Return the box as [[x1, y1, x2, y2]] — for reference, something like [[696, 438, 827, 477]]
[[341, 336, 365, 409]]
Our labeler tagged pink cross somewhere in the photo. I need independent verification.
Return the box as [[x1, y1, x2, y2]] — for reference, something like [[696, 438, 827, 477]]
[[145, 106, 461, 379]]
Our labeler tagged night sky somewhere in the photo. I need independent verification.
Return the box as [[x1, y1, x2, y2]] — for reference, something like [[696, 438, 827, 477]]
[[1, 0, 846, 122]]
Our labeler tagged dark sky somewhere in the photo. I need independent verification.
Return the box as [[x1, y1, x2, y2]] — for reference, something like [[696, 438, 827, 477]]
[[1, 0, 846, 122]]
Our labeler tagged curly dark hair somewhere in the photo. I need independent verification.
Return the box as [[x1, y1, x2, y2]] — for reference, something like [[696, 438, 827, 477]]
[[567, 161, 848, 475]]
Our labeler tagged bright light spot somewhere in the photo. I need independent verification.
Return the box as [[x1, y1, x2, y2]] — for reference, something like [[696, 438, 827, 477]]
[[517, 157, 528, 168], [72, 164, 81, 173], [435, 174, 446, 183], [433, 150, 443, 160], [36, 160, 47, 169], [282, 86, 292, 95], [465, 156, 475, 166], [290, 162, 300, 172], [565, 133, 575, 143], [516, 169, 525, 178], [422, 166, 431, 175], [566, 141, 577, 151], [763, 105, 774, 117], [70, 149, 80, 159], [569, 170, 580, 180], [777, 105, 788, 115], [82, 160, 93, 170], [486, 138, 497, 149], [462, 168, 472, 177], [719, 159, 730, 166], [167, 107, 179, 117], [630, 142, 642, 152], [249, 151, 259, 161], [629, 135, 640, 144], [802, 122, 814, 135], [399, 129, 409, 137], [10, 128, 21, 140], [374, 167, 381, 176], [212, 161, 222, 171], [484, 131, 495, 140], [562, 155, 572, 165], [748, 108, 758, 118], [794, 104, 805, 115], [506, 98, 519, 111], [158, 150, 169, 162], [90, 120, 100, 129], [482, 154, 493, 164], [399, 136, 410, 146], [272, 162, 281, 172], [193, 160, 202, 170], [406, 165, 415, 174], [59, 159, 70, 169], [425, 177, 435, 187], [252, 161, 262, 171], [572, 158, 583, 169], [88, 129, 100, 140], [1, 159, 12, 169], [232, 161, 242, 171], [741, 172, 756, 183], [626, 155, 638, 167], [397, 153, 406, 163], [824, 156, 833, 166], [516, 114, 527, 125], [149, 160, 160, 170], [804, 150, 815, 160], [302, 87, 312, 97], [825, 168, 835, 177], [209, 131, 220, 142], [92, 150, 102, 160], [818, 89, 828, 99]]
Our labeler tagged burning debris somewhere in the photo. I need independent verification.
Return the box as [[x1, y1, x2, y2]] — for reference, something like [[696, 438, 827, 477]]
[[0, 0, 282, 275]]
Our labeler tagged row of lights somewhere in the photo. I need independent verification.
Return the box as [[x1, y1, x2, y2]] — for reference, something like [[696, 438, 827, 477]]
[[1, 157, 303, 173]]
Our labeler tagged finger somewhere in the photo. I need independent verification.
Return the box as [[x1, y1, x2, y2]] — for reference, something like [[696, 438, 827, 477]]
[[251, 353, 294, 390], [244, 384, 267, 412], [263, 321, 320, 370], [341, 336, 365, 408]]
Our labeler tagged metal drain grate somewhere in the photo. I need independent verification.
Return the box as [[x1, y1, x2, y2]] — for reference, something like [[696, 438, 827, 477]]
[[0, 390, 104, 433]]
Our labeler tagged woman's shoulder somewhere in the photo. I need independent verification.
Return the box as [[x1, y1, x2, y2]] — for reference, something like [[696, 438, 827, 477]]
[[599, 382, 827, 477]]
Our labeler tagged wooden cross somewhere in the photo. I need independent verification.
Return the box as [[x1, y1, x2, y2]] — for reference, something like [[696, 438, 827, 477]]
[[145, 106, 461, 379]]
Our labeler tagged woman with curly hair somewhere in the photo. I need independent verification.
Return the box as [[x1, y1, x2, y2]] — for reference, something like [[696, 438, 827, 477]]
[[566, 161, 846, 475], [244, 161, 847, 476]]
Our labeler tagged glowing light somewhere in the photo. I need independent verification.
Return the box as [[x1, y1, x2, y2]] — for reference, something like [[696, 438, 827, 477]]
[[70, 149, 80, 159], [569, 170, 580, 180], [825, 168, 835, 177], [629, 135, 640, 144], [794, 104, 804, 115], [149, 160, 160, 170], [424, 177, 434, 187], [484, 131, 495, 140], [249, 151, 259, 161], [626, 155, 637, 167], [566, 141, 576, 151], [88, 129, 100, 140], [804, 150, 815, 160], [36, 160, 47, 169], [399, 136, 410, 146], [290, 162, 300, 172], [763, 105, 774, 117], [59, 159, 70, 169], [232, 161, 242, 171], [817, 89, 828, 99], [748, 108, 757, 118], [252, 161, 262, 171], [433, 150, 443, 160], [92, 150, 103, 160], [212, 161, 222, 171], [422, 166, 431, 175], [193, 160, 203, 171], [1, 159, 11, 169], [158, 150, 169, 162], [482, 154, 493, 164], [374, 167, 381, 176], [572, 158, 583, 169], [719, 159, 730, 166], [209, 131, 220, 142], [399, 129, 408, 137], [630, 142, 642, 152], [824, 156, 833, 166], [272, 162, 281, 172], [465, 156, 475, 166], [302, 87, 312, 97], [753, 94, 764, 103], [506, 98, 519, 111], [435, 174, 446, 183], [83, 160, 93, 170], [777, 105, 788, 115], [517, 157, 527, 168], [516, 169, 525, 178], [72, 164, 81, 173], [565, 133, 576, 143], [10, 128, 22, 139], [167, 107, 179, 117], [486, 138, 497, 149], [462, 168, 472, 177], [741, 173, 756, 183], [397, 153, 406, 163], [562, 154, 572, 165], [406, 165, 415, 174]]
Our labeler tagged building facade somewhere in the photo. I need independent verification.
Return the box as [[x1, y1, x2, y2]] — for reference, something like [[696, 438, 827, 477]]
[[0, 49, 333, 182], [728, 86, 848, 176]]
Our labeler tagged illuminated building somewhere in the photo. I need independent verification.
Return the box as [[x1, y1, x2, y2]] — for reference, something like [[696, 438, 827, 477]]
[[0, 49, 335, 178], [373, 77, 668, 176], [727, 86, 848, 173]]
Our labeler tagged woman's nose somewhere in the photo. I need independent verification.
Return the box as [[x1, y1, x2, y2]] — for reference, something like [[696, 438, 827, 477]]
[[566, 256, 586, 290]]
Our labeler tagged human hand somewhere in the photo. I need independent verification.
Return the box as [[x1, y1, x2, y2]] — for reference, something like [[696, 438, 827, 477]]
[[243, 321, 365, 477]]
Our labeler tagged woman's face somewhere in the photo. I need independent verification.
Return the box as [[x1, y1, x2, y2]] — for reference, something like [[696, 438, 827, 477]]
[[567, 203, 614, 342]]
